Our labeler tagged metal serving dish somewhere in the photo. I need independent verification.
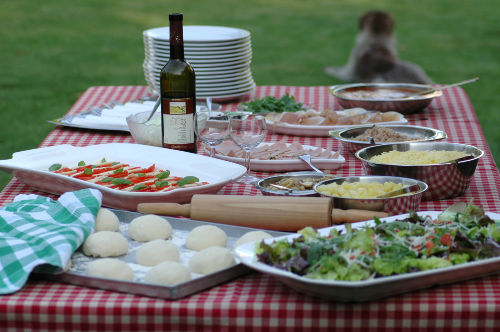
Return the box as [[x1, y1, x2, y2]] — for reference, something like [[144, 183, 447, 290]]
[[255, 172, 334, 197], [330, 125, 448, 154], [355, 142, 484, 201], [313, 175, 427, 216], [36, 209, 287, 300], [329, 83, 443, 114]]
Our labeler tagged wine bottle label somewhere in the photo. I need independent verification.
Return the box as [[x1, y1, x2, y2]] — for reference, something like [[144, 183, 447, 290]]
[[162, 99, 195, 147]]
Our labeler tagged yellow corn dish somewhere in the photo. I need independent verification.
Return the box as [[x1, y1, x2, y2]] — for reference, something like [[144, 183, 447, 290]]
[[316, 181, 403, 198], [369, 150, 468, 165]]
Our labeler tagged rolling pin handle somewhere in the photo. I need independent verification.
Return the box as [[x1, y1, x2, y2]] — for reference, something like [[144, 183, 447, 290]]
[[331, 208, 388, 224]]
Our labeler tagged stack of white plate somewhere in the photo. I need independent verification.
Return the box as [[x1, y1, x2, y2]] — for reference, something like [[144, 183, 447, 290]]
[[143, 25, 256, 101]]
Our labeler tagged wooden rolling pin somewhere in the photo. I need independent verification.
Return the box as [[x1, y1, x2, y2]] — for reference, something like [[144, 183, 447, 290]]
[[137, 195, 388, 231]]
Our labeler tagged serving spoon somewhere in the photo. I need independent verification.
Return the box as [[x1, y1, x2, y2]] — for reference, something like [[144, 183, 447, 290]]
[[406, 77, 478, 98], [376, 184, 421, 198], [143, 97, 161, 123], [299, 154, 325, 175]]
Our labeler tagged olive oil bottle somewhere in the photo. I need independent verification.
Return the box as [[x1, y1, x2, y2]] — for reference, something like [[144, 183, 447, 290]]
[[160, 13, 197, 153]]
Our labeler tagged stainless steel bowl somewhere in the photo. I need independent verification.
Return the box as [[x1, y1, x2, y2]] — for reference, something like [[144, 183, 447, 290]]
[[355, 142, 484, 200], [255, 172, 334, 197], [313, 176, 427, 216], [329, 83, 443, 114], [330, 125, 448, 154]]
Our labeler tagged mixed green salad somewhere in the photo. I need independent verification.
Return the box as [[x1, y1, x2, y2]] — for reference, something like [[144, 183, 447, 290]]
[[256, 202, 500, 281], [241, 94, 304, 114]]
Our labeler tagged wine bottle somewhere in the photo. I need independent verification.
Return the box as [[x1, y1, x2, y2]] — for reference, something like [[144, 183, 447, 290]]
[[160, 13, 197, 153]]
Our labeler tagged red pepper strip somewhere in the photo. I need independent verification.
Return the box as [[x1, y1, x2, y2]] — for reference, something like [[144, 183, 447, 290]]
[[440, 233, 452, 246], [128, 176, 156, 184], [130, 164, 156, 174], [104, 171, 130, 178], [73, 175, 95, 181], [53, 167, 73, 174], [425, 240, 435, 255], [169, 177, 182, 181]]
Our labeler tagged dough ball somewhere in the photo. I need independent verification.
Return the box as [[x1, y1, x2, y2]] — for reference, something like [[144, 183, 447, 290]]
[[189, 246, 236, 274], [128, 214, 172, 242], [136, 239, 179, 266], [86, 258, 134, 281], [185, 225, 227, 251], [63, 259, 72, 272], [95, 208, 120, 232], [82, 231, 128, 257], [144, 261, 191, 286], [234, 231, 272, 249]]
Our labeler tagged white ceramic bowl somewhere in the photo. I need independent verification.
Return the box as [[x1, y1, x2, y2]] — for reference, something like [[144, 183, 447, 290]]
[[126, 111, 162, 147]]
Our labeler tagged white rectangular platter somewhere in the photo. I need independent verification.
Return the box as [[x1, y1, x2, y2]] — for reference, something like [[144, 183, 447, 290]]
[[213, 142, 345, 172], [0, 143, 246, 210], [235, 211, 500, 302]]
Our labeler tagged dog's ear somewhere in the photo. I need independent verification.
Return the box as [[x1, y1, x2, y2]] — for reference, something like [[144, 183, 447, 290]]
[[356, 46, 395, 79], [358, 10, 394, 36]]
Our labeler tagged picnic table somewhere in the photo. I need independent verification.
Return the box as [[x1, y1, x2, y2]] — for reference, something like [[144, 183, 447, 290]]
[[0, 85, 499, 330]]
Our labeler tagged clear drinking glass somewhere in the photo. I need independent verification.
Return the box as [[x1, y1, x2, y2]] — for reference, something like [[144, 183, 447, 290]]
[[195, 111, 230, 157], [229, 114, 267, 184]]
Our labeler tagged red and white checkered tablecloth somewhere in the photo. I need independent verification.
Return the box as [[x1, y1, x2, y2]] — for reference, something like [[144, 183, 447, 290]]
[[1, 86, 499, 330]]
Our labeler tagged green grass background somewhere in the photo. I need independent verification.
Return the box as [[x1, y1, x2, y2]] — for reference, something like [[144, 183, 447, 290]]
[[1, 0, 499, 190]]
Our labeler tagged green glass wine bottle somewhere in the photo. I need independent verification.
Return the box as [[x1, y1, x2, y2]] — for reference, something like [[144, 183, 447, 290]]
[[160, 13, 197, 153]]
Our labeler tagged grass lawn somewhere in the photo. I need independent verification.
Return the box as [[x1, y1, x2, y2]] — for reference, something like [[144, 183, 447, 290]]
[[1, 0, 499, 190]]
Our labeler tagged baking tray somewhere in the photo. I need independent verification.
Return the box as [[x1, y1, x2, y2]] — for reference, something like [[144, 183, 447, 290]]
[[36, 209, 288, 300]]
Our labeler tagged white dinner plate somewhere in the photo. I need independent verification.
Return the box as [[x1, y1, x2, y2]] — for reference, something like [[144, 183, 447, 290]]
[[144, 69, 253, 84], [144, 26, 251, 43], [144, 57, 252, 70], [235, 211, 500, 302], [145, 82, 255, 101], [145, 45, 252, 57], [143, 39, 252, 53], [0, 143, 246, 210], [144, 62, 251, 75], [213, 142, 345, 172], [145, 48, 252, 61], [145, 54, 252, 65], [265, 110, 408, 137]]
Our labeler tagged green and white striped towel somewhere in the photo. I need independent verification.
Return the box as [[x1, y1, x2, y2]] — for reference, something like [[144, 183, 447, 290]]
[[0, 189, 102, 294]]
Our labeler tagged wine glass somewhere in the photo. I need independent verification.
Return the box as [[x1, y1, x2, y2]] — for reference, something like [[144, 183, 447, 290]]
[[229, 114, 267, 184], [195, 111, 230, 157]]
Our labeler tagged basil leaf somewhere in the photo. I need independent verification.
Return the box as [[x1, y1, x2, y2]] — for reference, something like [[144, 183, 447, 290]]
[[100, 177, 114, 183], [132, 184, 148, 191], [49, 163, 62, 172], [177, 176, 199, 187], [78, 161, 85, 166], [136, 173, 146, 177], [110, 178, 132, 186], [114, 167, 124, 174], [100, 158, 107, 163], [155, 170, 170, 179], [242, 94, 303, 114], [155, 180, 169, 188], [83, 168, 93, 175]]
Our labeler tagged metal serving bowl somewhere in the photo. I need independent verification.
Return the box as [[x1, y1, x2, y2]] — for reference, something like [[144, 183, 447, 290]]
[[329, 125, 448, 154], [313, 176, 427, 216], [355, 142, 484, 201], [255, 172, 334, 197], [329, 83, 443, 114]]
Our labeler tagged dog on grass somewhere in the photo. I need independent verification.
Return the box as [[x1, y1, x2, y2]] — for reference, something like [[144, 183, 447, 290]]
[[324, 10, 433, 84]]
